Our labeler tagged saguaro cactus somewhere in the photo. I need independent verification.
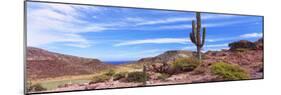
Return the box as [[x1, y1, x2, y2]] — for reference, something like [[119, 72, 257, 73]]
[[189, 12, 206, 62], [142, 64, 147, 86]]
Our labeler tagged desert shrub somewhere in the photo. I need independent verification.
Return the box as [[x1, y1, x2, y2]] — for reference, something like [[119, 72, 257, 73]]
[[172, 57, 200, 72], [157, 73, 170, 81], [90, 75, 111, 84], [126, 71, 147, 82], [211, 62, 250, 80], [105, 69, 116, 76], [28, 84, 47, 92], [191, 67, 206, 75], [113, 72, 128, 81]]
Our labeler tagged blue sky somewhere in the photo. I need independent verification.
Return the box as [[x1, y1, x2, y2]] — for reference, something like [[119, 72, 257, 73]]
[[27, 2, 263, 61]]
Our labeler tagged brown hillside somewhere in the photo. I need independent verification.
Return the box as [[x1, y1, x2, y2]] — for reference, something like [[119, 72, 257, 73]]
[[26, 47, 114, 80]]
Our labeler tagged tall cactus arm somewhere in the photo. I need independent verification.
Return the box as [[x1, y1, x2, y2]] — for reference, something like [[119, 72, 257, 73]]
[[200, 27, 206, 48], [191, 20, 197, 44], [196, 13, 201, 47], [192, 20, 196, 33], [190, 32, 196, 44], [196, 12, 201, 30]]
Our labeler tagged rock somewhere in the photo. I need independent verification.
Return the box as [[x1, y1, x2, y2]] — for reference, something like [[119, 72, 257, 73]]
[[151, 63, 163, 71], [255, 38, 263, 50], [86, 84, 99, 89], [150, 62, 174, 74], [166, 74, 188, 82], [148, 72, 160, 80], [228, 40, 256, 51], [228, 38, 263, 51], [137, 50, 194, 74]]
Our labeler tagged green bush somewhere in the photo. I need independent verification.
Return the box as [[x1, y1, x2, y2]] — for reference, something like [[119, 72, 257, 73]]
[[172, 57, 200, 72], [126, 71, 147, 82], [90, 75, 111, 84], [113, 72, 128, 81], [105, 69, 116, 76], [157, 73, 170, 81], [211, 62, 250, 80], [28, 84, 47, 92]]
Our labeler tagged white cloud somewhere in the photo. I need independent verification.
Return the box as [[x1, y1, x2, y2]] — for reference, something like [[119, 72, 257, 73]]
[[201, 14, 236, 20], [135, 14, 236, 26], [27, 2, 256, 49], [64, 43, 91, 48], [27, 2, 108, 48], [126, 17, 145, 22], [204, 47, 229, 51], [114, 37, 235, 47], [205, 32, 263, 43], [114, 38, 190, 46], [240, 32, 263, 38], [202, 20, 249, 27], [154, 25, 192, 30], [136, 17, 194, 26], [206, 43, 228, 48], [142, 19, 251, 30], [206, 37, 236, 42]]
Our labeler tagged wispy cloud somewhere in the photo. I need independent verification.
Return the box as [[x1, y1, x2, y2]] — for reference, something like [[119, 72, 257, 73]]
[[135, 14, 236, 26], [126, 17, 145, 22], [240, 32, 263, 38], [206, 43, 228, 48], [136, 17, 194, 26], [206, 37, 236, 42], [27, 2, 109, 48], [27, 2, 262, 61], [158, 19, 255, 30], [114, 38, 190, 46], [205, 32, 263, 43], [114, 36, 240, 47]]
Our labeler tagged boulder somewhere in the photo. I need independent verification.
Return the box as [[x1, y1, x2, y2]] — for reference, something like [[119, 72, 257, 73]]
[[228, 40, 256, 51], [255, 38, 263, 50]]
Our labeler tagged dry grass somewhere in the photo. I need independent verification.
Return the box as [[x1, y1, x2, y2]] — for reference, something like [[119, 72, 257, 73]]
[[29, 63, 143, 90]]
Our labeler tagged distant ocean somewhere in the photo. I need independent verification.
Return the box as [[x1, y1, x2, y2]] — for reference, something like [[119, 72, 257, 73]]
[[103, 61, 135, 64]]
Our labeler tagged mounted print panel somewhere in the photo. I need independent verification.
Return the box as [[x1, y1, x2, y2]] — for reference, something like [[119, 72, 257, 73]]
[[25, 1, 263, 94]]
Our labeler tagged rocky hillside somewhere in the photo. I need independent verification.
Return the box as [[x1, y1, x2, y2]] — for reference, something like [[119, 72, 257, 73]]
[[27, 47, 114, 80], [45, 38, 263, 92], [138, 50, 194, 64], [137, 38, 263, 82]]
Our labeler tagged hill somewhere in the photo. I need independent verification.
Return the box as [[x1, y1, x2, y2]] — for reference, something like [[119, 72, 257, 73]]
[[27, 47, 114, 80]]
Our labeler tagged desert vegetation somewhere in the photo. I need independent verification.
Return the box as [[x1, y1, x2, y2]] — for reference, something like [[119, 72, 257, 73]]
[[27, 39, 263, 93], [28, 83, 47, 92], [172, 57, 200, 73], [211, 62, 250, 80], [26, 12, 263, 93]]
